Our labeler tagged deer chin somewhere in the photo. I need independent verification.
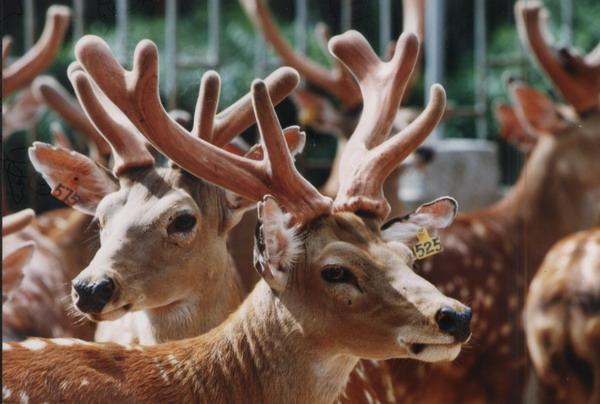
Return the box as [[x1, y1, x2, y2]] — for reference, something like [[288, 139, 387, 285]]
[[87, 303, 132, 322], [406, 342, 462, 363]]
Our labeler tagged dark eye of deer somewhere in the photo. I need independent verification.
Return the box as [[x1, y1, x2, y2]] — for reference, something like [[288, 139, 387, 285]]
[[321, 266, 354, 283], [168, 214, 197, 235]]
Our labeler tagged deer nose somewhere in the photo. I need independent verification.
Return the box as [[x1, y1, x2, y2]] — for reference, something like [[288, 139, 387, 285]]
[[72, 277, 115, 314], [435, 306, 472, 342]]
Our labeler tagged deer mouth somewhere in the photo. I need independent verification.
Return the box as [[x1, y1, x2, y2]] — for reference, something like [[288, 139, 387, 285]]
[[88, 303, 132, 322], [407, 342, 462, 362]]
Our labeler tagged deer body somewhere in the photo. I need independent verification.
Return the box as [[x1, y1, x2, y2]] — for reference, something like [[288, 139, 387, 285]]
[[3, 208, 97, 341], [524, 228, 600, 404], [340, 100, 600, 404], [3, 282, 357, 403]]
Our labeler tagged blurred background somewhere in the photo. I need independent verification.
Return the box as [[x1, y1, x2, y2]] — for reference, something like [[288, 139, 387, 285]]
[[3, 0, 600, 214]]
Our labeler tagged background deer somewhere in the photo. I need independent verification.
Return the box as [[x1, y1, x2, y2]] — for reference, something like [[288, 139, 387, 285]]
[[3, 30, 471, 403], [2, 209, 35, 302], [336, 3, 600, 401], [240, 0, 430, 217], [28, 35, 303, 344], [2, 5, 71, 141], [524, 228, 600, 404]]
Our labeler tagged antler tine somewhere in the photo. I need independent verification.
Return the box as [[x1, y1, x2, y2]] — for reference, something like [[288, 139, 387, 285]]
[[2, 36, 12, 67], [403, 0, 425, 43], [240, 0, 362, 109], [67, 63, 155, 175], [330, 31, 444, 219], [32, 75, 111, 156], [211, 66, 301, 147], [330, 31, 419, 150], [50, 121, 75, 150], [251, 80, 331, 222], [3, 209, 35, 236], [515, 2, 600, 114], [2, 6, 71, 98], [192, 71, 220, 141], [76, 35, 330, 223]]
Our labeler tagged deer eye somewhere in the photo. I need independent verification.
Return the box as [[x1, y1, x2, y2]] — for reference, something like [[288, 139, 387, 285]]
[[321, 266, 355, 284], [167, 213, 197, 235]]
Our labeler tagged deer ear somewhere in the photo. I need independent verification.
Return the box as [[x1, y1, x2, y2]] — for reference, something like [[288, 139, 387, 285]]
[[29, 142, 117, 215], [510, 84, 568, 136], [2, 87, 44, 140], [253, 197, 301, 292], [381, 197, 458, 245], [495, 102, 537, 152], [3, 242, 34, 300]]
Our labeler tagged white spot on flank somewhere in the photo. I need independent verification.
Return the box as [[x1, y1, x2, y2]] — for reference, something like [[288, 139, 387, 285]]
[[3, 386, 11, 399], [500, 324, 512, 336], [422, 260, 433, 273], [80, 379, 89, 387], [21, 339, 47, 350], [471, 222, 487, 238], [19, 391, 29, 404], [3, 342, 12, 350], [52, 338, 83, 346]]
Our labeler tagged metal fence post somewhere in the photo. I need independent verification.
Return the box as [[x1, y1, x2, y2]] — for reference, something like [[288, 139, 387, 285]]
[[378, 0, 391, 57], [165, 0, 178, 110], [72, 0, 84, 42], [295, 0, 308, 55], [474, 0, 487, 139], [424, 0, 446, 141], [560, 0, 573, 47], [341, 0, 352, 31], [115, 0, 128, 64]]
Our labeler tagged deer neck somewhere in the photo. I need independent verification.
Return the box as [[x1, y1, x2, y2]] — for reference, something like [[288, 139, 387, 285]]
[[493, 136, 595, 269], [137, 248, 243, 344], [186, 281, 358, 403]]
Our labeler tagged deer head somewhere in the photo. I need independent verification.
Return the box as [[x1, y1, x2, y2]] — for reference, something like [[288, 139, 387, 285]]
[[507, 80, 600, 193], [29, 36, 302, 339], [516, 1, 600, 116], [79, 28, 472, 364]]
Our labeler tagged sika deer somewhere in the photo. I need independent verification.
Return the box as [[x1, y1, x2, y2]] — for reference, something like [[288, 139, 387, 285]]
[[2, 209, 35, 302], [3, 30, 471, 404], [337, 3, 600, 401], [29, 41, 302, 344], [524, 228, 600, 404], [241, 0, 430, 217], [2, 6, 71, 140]]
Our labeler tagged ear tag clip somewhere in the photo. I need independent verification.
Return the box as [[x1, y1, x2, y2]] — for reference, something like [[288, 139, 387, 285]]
[[413, 227, 443, 260]]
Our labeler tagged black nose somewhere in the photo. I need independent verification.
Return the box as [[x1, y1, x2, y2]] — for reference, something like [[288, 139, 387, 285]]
[[72, 277, 115, 314], [436, 306, 472, 342]]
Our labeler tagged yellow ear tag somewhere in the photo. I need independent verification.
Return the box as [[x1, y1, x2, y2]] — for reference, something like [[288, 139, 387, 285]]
[[413, 227, 443, 260]]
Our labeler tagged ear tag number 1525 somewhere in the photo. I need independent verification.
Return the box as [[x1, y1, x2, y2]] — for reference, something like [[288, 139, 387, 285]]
[[413, 227, 443, 260]]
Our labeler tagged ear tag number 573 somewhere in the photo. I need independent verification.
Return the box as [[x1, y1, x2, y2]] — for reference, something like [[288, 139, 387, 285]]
[[413, 227, 443, 260]]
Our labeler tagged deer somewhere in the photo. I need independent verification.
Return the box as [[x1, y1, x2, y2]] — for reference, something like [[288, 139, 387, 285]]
[[27, 34, 304, 344], [240, 0, 430, 217], [524, 228, 600, 404], [2, 75, 117, 342], [2, 29, 472, 403], [2, 5, 71, 140], [335, 3, 600, 402], [2, 209, 35, 303]]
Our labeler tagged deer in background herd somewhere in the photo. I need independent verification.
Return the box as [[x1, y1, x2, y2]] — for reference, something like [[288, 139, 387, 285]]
[[29, 40, 303, 344], [3, 30, 473, 403], [2, 209, 35, 302], [334, 2, 600, 402], [240, 0, 430, 217], [1, 5, 100, 341], [2, 5, 71, 141], [524, 228, 600, 404]]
